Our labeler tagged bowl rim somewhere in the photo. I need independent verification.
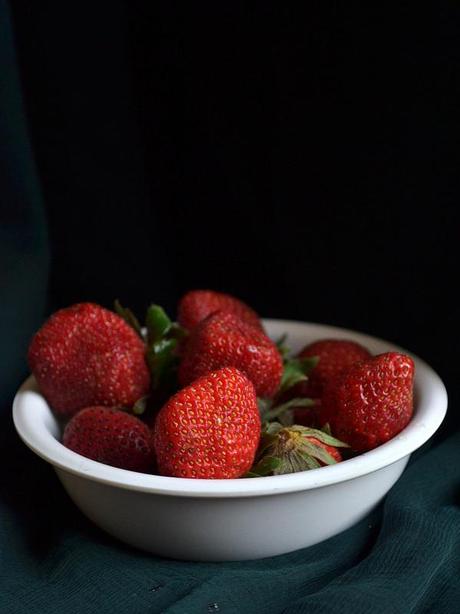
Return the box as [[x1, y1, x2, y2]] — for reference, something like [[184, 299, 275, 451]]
[[13, 319, 448, 498]]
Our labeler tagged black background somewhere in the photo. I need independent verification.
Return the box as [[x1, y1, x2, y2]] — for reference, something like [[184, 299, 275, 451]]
[[10, 3, 459, 430]]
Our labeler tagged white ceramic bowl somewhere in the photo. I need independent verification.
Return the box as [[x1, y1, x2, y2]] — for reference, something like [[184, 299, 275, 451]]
[[13, 320, 447, 561]]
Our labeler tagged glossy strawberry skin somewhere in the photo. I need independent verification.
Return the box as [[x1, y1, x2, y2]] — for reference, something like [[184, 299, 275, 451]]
[[296, 339, 371, 399], [28, 303, 150, 416], [319, 352, 415, 452], [63, 406, 155, 472], [153, 367, 260, 479], [178, 289, 262, 331], [281, 339, 371, 427], [178, 311, 283, 398]]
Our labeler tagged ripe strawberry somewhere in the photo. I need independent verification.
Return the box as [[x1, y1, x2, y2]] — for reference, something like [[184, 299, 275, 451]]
[[63, 406, 155, 472], [248, 424, 348, 476], [153, 367, 260, 478], [281, 339, 371, 427], [178, 311, 283, 398], [295, 339, 371, 399], [292, 401, 321, 429], [28, 303, 150, 416], [178, 289, 262, 331], [319, 352, 415, 452]]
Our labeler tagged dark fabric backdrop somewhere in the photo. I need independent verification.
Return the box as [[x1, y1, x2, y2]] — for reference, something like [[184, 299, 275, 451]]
[[1, 2, 459, 613]]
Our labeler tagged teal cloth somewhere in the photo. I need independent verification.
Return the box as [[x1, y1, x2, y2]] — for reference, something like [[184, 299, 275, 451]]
[[1, 415, 459, 614], [1, 2, 460, 612]]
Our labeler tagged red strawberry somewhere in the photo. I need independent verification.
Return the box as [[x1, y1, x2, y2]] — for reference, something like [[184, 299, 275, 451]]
[[178, 289, 262, 331], [248, 424, 348, 476], [296, 339, 371, 399], [292, 403, 320, 429], [319, 352, 415, 452], [28, 303, 150, 416], [153, 367, 260, 478], [178, 311, 283, 398], [283, 339, 371, 426], [63, 406, 155, 472]]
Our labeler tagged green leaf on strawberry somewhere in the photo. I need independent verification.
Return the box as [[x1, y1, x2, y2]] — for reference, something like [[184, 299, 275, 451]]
[[113, 301, 188, 414], [256, 348, 319, 425], [147, 338, 178, 392], [143, 304, 189, 405], [146, 304, 172, 345], [261, 397, 315, 424], [244, 456, 282, 478], [279, 356, 319, 394]]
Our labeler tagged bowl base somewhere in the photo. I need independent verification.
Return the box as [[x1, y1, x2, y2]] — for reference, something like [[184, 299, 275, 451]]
[[56, 456, 409, 561]]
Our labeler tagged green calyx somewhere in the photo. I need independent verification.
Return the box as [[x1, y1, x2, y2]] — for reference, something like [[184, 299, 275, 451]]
[[146, 304, 172, 344], [145, 304, 188, 396], [279, 356, 319, 394], [247, 423, 349, 477], [146, 337, 178, 392], [258, 336, 320, 425], [244, 456, 282, 478], [113, 301, 188, 414], [259, 397, 315, 425], [145, 304, 188, 398]]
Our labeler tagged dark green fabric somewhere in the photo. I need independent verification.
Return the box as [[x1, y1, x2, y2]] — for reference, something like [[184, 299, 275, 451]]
[[1, 1, 459, 612], [2, 419, 459, 614]]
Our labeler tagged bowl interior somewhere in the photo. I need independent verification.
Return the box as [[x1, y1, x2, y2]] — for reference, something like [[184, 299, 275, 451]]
[[13, 319, 448, 498]]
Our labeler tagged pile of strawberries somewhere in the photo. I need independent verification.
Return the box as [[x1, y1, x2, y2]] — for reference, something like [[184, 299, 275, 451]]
[[27, 291, 415, 479]]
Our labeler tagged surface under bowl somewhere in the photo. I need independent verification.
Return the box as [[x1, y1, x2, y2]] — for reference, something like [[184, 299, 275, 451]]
[[13, 320, 447, 561]]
